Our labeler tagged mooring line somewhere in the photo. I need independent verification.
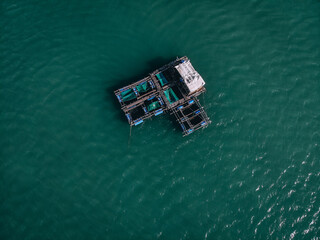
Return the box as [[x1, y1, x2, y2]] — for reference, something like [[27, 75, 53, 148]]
[[128, 125, 132, 147]]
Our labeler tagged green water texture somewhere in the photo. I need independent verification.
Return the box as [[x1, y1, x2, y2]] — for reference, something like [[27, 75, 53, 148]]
[[1, 0, 320, 239]]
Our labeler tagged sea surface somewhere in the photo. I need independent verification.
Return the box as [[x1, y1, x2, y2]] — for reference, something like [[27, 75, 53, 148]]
[[1, 0, 320, 239]]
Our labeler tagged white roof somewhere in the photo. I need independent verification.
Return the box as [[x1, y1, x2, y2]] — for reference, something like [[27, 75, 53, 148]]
[[175, 60, 205, 94]]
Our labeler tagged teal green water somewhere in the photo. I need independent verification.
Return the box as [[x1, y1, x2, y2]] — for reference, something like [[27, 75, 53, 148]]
[[1, 0, 320, 239]]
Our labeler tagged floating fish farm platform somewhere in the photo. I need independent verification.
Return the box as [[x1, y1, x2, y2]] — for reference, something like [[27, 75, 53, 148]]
[[114, 56, 211, 136]]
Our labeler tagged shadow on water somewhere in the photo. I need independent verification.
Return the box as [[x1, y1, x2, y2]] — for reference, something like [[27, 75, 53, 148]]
[[167, 111, 184, 133], [105, 56, 176, 124]]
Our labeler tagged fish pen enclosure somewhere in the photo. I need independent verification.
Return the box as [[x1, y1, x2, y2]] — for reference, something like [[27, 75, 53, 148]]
[[114, 56, 211, 136]]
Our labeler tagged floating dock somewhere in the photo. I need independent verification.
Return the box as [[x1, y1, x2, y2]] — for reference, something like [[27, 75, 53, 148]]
[[114, 56, 211, 136]]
